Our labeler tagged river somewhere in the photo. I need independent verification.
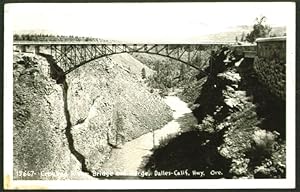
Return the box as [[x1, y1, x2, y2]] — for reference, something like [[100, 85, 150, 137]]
[[99, 95, 193, 178]]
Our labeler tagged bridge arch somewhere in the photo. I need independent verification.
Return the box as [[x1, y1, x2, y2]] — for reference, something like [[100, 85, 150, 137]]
[[13, 42, 230, 77], [62, 50, 208, 76]]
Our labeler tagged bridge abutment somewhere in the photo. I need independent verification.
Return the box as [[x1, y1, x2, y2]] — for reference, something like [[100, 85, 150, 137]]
[[253, 37, 286, 100]]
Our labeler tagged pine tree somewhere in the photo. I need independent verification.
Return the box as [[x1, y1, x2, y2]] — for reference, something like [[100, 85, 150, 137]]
[[240, 32, 245, 42], [141, 68, 146, 79], [246, 16, 272, 43]]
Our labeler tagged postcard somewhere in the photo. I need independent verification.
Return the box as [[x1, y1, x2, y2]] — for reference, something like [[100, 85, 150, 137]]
[[3, 2, 296, 190]]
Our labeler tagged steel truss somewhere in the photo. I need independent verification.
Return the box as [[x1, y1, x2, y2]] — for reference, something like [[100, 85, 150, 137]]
[[14, 42, 229, 75]]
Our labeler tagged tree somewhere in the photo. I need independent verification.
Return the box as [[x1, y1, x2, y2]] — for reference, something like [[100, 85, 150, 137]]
[[240, 32, 245, 42], [13, 34, 20, 41], [179, 63, 186, 81], [246, 16, 272, 43], [152, 127, 155, 148], [115, 111, 125, 146], [141, 68, 146, 79]]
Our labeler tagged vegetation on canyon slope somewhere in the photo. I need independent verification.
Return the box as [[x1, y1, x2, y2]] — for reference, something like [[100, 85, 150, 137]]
[[132, 52, 209, 103], [139, 47, 286, 179]]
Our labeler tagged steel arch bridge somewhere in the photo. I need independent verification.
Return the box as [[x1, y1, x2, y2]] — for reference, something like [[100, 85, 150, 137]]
[[13, 42, 234, 76]]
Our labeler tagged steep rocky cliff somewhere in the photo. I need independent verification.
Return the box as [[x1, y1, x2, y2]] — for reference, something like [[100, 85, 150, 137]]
[[141, 47, 286, 179], [193, 49, 286, 178], [13, 52, 172, 179]]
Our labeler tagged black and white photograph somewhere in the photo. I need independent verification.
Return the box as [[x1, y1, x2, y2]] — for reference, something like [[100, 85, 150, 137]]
[[3, 2, 296, 190]]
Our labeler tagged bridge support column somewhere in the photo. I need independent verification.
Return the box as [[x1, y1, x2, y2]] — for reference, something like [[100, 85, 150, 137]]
[[34, 46, 40, 54], [21, 45, 26, 52]]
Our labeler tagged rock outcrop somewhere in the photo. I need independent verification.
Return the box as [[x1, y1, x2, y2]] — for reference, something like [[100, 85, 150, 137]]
[[66, 54, 172, 173], [13, 52, 172, 179], [13, 53, 88, 180], [192, 48, 286, 178]]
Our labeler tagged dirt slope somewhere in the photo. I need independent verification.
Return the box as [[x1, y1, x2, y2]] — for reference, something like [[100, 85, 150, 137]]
[[13, 52, 172, 179]]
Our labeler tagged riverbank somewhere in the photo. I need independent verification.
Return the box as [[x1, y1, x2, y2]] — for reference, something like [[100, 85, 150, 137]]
[[97, 95, 194, 178]]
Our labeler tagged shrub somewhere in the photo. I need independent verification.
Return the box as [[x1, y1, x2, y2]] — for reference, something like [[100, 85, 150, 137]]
[[230, 158, 251, 177], [245, 129, 279, 174], [251, 129, 277, 157], [200, 115, 215, 133]]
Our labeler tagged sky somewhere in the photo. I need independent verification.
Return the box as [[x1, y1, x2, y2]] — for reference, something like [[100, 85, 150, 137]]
[[5, 2, 295, 43]]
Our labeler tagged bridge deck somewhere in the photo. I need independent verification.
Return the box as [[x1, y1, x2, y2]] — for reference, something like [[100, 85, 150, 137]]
[[13, 41, 237, 46], [13, 41, 258, 76]]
